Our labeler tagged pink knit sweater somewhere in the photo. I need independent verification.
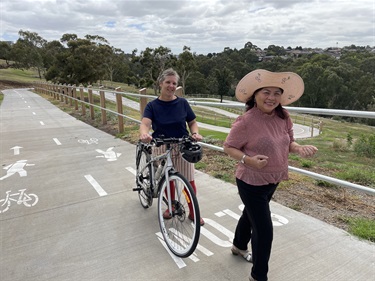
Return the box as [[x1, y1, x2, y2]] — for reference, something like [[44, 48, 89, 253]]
[[224, 107, 295, 186]]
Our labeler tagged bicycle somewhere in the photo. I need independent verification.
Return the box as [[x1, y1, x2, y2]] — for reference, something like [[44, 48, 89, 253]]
[[0, 189, 39, 213], [78, 137, 98, 144], [133, 136, 202, 258]]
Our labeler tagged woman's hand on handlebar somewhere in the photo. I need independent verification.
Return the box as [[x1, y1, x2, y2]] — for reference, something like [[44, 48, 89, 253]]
[[140, 133, 152, 143], [191, 132, 203, 141]]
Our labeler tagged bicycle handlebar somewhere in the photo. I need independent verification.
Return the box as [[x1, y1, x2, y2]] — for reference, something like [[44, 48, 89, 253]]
[[151, 135, 195, 147]]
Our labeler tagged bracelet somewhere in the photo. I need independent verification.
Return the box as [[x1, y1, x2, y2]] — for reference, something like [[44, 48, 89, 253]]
[[240, 154, 247, 164]]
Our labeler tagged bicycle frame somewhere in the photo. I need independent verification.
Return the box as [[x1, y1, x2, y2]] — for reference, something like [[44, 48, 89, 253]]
[[137, 142, 176, 202]]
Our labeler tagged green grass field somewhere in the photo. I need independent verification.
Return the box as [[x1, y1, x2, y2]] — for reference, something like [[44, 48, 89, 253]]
[[0, 63, 43, 83]]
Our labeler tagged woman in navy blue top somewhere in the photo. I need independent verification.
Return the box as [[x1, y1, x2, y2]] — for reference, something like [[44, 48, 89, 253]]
[[139, 68, 204, 225]]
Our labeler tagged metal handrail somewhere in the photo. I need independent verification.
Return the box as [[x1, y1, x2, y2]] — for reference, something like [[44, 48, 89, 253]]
[[187, 101, 375, 119]]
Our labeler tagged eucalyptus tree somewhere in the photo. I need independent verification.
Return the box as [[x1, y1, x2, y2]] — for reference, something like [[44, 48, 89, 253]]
[[360, 56, 375, 78], [10, 30, 46, 78], [0, 42, 12, 66], [185, 71, 210, 96], [298, 63, 326, 107], [45, 34, 114, 85], [215, 67, 234, 102], [328, 64, 371, 111], [43, 40, 65, 71], [195, 54, 216, 78], [134, 46, 175, 94], [100, 46, 126, 85], [175, 46, 197, 95]]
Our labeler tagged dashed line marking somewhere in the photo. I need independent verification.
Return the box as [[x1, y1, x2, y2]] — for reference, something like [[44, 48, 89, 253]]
[[40, 121, 45, 126], [53, 138, 62, 145], [84, 174, 107, 196]]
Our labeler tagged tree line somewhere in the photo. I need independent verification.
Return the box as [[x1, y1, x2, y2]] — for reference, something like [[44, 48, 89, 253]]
[[1, 30, 374, 125]]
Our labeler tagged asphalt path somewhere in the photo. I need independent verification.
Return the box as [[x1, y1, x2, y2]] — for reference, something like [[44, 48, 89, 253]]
[[0, 89, 374, 281]]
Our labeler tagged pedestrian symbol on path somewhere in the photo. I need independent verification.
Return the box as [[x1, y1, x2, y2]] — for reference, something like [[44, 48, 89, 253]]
[[95, 147, 121, 162], [0, 160, 35, 180]]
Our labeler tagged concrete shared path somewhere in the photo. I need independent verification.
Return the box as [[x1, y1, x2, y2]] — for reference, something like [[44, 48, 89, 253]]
[[0, 89, 373, 281]]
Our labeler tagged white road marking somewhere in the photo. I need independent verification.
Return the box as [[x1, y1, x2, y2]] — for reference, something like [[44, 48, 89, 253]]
[[53, 138, 62, 145], [84, 174, 107, 196], [223, 209, 240, 220], [11, 146, 23, 155], [32, 112, 36, 115], [126, 167, 136, 175], [40, 121, 45, 126], [215, 211, 226, 217], [155, 232, 186, 269]]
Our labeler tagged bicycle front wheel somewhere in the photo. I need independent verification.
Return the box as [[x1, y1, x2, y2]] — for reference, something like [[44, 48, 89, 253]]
[[158, 172, 200, 258]]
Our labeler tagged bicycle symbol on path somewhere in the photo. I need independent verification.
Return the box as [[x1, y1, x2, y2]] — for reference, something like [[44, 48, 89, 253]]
[[0, 189, 39, 213], [78, 138, 99, 145], [0, 160, 35, 181]]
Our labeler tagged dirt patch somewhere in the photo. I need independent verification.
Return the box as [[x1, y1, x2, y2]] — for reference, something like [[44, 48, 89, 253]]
[[0, 80, 33, 91]]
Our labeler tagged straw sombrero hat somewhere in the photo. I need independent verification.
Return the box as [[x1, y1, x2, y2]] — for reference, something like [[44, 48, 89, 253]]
[[235, 69, 304, 105]]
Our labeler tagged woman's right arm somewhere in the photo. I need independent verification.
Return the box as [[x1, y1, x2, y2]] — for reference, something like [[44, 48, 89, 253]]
[[139, 117, 152, 142]]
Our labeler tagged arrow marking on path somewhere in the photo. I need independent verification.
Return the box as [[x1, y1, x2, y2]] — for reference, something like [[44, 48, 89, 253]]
[[11, 146, 23, 155]]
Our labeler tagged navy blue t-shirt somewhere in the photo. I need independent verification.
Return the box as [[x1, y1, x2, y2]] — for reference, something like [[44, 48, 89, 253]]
[[143, 97, 196, 138]]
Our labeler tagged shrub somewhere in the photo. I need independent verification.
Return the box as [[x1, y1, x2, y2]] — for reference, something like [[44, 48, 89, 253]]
[[354, 134, 375, 158], [335, 167, 375, 186], [346, 132, 353, 147], [332, 138, 349, 152]]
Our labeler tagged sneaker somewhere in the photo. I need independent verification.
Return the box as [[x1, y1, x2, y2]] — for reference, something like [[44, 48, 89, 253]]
[[231, 245, 252, 262], [163, 209, 173, 219], [188, 214, 205, 226]]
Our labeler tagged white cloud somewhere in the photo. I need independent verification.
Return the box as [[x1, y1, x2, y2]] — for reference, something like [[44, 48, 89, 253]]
[[1, 0, 374, 54]]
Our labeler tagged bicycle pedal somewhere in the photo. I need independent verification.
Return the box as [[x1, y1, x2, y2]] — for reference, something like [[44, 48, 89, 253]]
[[132, 187, 142, 192]]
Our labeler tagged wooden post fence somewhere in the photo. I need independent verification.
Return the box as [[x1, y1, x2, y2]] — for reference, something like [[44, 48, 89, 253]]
[[115, 87, 124, 134], [79, 85, 86, 116], [88, 85, 94, 120], [139, 88, 148, 118], [99, 86, 107, 125]]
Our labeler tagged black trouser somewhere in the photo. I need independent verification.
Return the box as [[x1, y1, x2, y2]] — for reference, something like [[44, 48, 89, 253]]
[[233, 178, 278, 281]]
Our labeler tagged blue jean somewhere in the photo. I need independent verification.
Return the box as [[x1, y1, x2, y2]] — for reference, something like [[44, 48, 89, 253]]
[[233, 178, 278, 281]]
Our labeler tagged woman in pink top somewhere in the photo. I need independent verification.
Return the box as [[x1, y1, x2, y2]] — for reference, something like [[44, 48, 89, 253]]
[[223, 69, 318, 281]]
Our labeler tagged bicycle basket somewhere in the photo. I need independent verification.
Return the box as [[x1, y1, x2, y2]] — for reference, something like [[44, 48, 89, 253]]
[[180, 142, 203, 163]]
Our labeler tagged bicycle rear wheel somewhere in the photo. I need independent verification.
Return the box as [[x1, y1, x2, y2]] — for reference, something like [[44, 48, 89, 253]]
[[157, 172, 200, 257], [135, 146, 153, 208]]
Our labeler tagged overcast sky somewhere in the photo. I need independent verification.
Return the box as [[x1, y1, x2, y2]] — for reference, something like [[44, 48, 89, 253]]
[[1, 0, 374, 55]]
